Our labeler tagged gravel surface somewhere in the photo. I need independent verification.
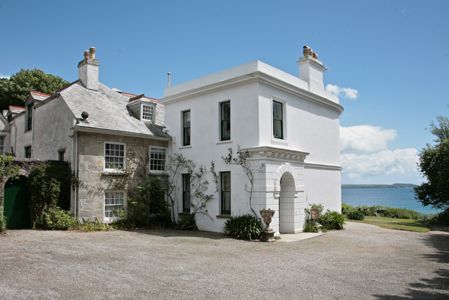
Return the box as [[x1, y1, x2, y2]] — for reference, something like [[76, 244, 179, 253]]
[[0, 222, 448, 300]]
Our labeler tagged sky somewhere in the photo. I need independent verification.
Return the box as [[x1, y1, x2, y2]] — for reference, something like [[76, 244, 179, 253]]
[[1, 0, 448, 184]]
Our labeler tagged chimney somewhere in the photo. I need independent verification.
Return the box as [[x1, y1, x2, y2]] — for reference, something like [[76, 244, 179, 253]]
[[78, 47, 99, 90], [298, 45, 326, 93]]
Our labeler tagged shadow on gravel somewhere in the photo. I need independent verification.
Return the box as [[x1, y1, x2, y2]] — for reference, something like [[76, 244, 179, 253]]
[[127, 228, 227, 240], [373, 232, 449, 299]]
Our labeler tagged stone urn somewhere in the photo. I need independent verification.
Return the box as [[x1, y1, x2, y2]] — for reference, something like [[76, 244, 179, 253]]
[[310, 207, 320, 222], [260, 208, 275, 242]]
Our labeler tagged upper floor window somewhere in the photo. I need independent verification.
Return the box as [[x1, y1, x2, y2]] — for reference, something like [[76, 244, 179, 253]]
[[0, 136, 5, 154], [141, 104, 154, 122], [220, 171, 231, 215], [149, 147, 166, 172], [24, 145, 32, 158], [273, 100, 284, 139], [219, 101, 231, 141], [26, 104, 33, 131], [182, 173, 191, 213], [182, 110, 191, 146], [104, 142, 125, 171]]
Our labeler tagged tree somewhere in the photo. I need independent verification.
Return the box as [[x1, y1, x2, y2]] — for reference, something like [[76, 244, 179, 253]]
[[415, 116, 449, 210], [0, 69, 68, 110]]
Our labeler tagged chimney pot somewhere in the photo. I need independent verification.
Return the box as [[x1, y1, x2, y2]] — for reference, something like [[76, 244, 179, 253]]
[[89, 47, 96, 59], [298, 45, 326, 92], [78, 47, 99, 90]]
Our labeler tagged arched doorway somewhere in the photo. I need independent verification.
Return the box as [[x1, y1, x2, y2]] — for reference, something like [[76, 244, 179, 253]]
[[279, 172, 296, 233], [4, 176, 31, 229]]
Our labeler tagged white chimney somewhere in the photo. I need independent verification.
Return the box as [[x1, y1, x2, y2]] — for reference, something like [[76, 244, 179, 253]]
[[298, 45, 326, 93], [78, 47, 99, 91]]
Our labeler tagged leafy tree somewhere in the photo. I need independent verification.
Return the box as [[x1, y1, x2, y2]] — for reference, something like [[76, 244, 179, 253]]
[[415, 116, 449, 210], [0, 69, 68, 110]]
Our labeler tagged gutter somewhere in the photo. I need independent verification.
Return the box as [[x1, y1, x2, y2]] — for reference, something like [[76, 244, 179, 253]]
[[72, 125, 171, 141]]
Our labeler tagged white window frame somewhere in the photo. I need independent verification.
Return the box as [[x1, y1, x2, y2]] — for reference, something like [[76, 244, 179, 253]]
[[149, 146, 167, 173], [104, 142, 126, 173], [271, 97, 287, 142], [141, 103, 155, 122], [104, 190, 127, 223]]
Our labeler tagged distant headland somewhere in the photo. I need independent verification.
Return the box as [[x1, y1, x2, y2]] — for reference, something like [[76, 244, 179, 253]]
[[341, 183, 418, 189]]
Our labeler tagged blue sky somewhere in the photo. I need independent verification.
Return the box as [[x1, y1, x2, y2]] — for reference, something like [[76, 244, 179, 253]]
[[1, 0, 448, 184]]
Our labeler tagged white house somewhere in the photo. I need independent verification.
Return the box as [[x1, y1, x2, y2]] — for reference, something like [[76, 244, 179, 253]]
[[163, 46, 343, 234]]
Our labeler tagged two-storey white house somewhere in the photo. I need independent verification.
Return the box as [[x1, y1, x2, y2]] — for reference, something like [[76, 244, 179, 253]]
[[163, 48, 343, 234]]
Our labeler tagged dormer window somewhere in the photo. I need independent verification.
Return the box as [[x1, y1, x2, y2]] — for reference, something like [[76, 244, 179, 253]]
[[141, 104, 154, 122]]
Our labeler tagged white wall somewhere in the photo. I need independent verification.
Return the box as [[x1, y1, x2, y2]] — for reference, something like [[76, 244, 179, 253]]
[[164, 81, 261, 232], [32, 98, 75, 161], [258, 82, 341, 165], [9, 113, 32, 159]]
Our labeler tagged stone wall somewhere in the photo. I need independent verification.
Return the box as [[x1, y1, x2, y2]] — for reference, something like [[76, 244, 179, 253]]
[[75, 132, 169, 221]]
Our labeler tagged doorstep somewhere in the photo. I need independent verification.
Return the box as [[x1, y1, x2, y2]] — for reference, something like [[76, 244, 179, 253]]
[[276, 232, 323, 243]]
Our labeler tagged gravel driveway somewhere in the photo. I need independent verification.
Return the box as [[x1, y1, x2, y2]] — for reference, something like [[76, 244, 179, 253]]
[[0, 222, 448, 299]]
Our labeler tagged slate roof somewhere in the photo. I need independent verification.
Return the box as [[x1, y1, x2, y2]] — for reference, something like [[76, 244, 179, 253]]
[[60, 82, 169, 139]]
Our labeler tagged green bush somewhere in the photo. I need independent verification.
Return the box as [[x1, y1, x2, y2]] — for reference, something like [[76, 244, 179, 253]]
[[346, 210, 365, 220], [303, 219, 319, 232], [341, 203, 354, 215], [224, 214, 263, 240], [125, 177, 173, 228], [177, 213, 197, 230], [34, 207, 77, 230], [319, 211, 345, 230], [78, 218, 112, 232]]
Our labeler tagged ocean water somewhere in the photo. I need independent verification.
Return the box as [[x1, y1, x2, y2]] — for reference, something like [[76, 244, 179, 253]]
[[341, 187, 441, 215]]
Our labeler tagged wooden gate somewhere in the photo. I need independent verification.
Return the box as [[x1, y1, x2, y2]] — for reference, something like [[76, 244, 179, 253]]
[[4, 176, 31, 229]]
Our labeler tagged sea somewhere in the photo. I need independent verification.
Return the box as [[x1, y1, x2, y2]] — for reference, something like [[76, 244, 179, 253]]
[[341, 186, 441, 215]]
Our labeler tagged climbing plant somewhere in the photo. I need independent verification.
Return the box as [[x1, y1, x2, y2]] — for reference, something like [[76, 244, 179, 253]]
[[0, 155, 19, 232], [222, 147, 261, 217]]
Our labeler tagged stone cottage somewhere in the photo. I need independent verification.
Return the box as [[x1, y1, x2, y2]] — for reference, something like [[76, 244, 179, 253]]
[[4, 48, 169, 222]]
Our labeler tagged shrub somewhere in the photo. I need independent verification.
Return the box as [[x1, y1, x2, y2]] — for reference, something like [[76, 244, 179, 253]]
[[224, 214, 263, 240], [177, 213, 197, 230], [303, 219, 319, 232], [77, 218, 112, 232], [342, 203, 355, 215], [346, 210, 365, 220], [319, 211, 345, 230], [34, 207, 77, 230]]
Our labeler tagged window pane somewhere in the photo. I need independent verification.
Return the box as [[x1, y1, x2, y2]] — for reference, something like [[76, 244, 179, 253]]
[[142, 105, 154, 121], [220, 101, 231, 141], [149, 147, 166, 171], [273, 101, 283, 139], [220, 172, 231, 214], [182, 110, 191, 146], [182, 174, 190, 212], [104, 143, 125, 170], [105, 191, 125, 219]]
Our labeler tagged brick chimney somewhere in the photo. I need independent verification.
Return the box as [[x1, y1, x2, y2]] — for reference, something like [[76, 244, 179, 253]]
[[298, 45, 326, 93], [78, 47, 99, 90]]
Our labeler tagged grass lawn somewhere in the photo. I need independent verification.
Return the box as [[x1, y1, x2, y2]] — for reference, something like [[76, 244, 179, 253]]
[[356, 216, 430, 233]]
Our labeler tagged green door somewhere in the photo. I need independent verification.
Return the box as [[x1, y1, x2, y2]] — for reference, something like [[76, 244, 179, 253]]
[[4, 176, 31, 229]]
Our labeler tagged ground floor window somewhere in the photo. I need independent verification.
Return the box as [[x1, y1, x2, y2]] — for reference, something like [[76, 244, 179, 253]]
[[0, 136, 4, 154], [182, 173, 191, 213], [220, 171, 231, 215], [104, 190, 126, 221], [24, 146, 32, 158]]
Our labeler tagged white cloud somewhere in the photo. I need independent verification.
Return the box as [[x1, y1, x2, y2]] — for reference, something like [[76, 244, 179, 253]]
[[0, 73, 10, 79], [340, 125, 420, 183], [326, 84, 358, 100], [341, 148, 418, 179], [340, 125, 396, 153]]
